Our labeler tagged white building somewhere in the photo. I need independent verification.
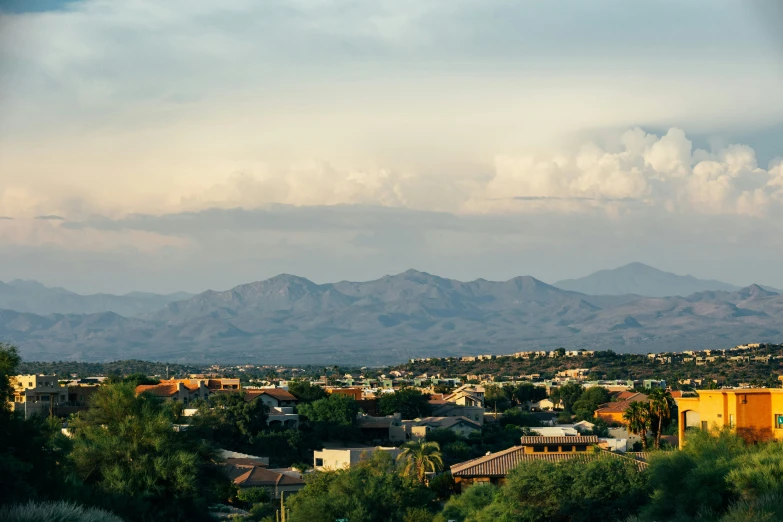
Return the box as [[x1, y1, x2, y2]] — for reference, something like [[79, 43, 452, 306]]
[[313, 446, 401, 470]]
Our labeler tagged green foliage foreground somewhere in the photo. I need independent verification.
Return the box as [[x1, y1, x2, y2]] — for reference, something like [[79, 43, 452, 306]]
[[286, 452, 436, 522], [0, 501, 123, 522]]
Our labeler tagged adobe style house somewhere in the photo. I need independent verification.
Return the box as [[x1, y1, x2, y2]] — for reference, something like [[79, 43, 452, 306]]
[[675, 388, 783, 447], [313, 446, 401, 470], [222, 458, 305, 499], [429, 400, 484, 425], [9, 374, 67, 418]]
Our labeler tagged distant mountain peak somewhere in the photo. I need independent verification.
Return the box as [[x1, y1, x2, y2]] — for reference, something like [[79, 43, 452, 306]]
[[554, 263, 740, 298]]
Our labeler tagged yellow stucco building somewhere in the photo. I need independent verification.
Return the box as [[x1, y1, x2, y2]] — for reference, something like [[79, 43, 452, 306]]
[[675, 389, 783, 448]]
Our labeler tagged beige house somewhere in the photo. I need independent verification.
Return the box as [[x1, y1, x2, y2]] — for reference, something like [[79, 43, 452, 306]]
[[10, 374, 67, 418], [401, 416, 482, 441], [313, 446, 401, 470]]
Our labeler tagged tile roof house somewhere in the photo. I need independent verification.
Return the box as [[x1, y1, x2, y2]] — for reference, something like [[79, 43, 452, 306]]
[[401, 416, 482, 441], [450, 436, 645, 489], [222, 458, 305, 499], [135, 381, 207, 406], [594, 393, 649, 425], [246, 388, 299, 408]]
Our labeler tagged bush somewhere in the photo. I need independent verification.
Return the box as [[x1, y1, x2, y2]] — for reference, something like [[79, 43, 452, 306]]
[[0, 501, 123, 522]]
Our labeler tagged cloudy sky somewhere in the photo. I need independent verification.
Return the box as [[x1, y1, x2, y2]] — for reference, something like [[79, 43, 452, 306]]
[[1, 0, 783, 294]]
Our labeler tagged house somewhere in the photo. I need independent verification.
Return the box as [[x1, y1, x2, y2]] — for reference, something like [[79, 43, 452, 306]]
[[313, 446, 401, 470], [531, 426, 579, 437], [222, 458, 305, 499], [9, 374, 68, 418], [675, 388, 783, 447], [450, 435, 628, 489], [529, 398, 559, 411], [443, 385, 485, 407], [135, 381, 208, 406], [594, 393, 649, 425], [248, 388, 298, 409], [429, 400, 484, 425], [401, 416, 482, 441], [356, 413, 403, 441]]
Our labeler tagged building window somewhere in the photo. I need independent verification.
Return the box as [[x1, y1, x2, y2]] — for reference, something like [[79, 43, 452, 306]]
[[546, 445, 559, 453], [729, 414, 735, 427], [533, 446, 544, 453], [776, 415, 783, 429], [563, 445, 574, 452], [315, 458, 324, 467], [701, 421, 708, 431], [576, 446, 587, 452]]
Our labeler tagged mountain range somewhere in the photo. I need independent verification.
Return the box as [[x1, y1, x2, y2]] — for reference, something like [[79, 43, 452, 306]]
[[0, 279, 192, 316], [1, 264, 781, 365]]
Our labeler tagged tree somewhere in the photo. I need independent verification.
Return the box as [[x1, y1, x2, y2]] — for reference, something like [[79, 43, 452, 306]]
[[0, 344, 71, 506], [378, 388, 432, 420], [484, 385, 510, 412], [0, 343, 21, 409], [189, 391, 268, 450], [69, 383, 224, 521], [287, 379, 327, 404], [286, 451, 435, 522], [297, 393, 360, 440], [648, 389, 673, 450], [435, 483, 498, 522], [549, 382, 583, 413], [465, 455, 648, 522], [623, 401, 651, 451], [397, 440, 444, 483]]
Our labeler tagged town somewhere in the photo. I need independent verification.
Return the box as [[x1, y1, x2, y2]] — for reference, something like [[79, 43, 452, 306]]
[[5, 341, 783, 521]]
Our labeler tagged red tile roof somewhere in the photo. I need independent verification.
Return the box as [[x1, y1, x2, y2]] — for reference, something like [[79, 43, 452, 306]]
[[135, 384, 178, 397], [246, 388, 298, 403], [451, 446, 646, 477]]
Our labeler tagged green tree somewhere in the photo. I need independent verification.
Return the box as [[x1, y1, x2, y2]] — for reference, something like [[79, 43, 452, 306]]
[[647, 389, 673, 450], [435, 483, 498, 522], [189, 391, 268, 450], [623, 401, 651, 451], [571, 387, 611, 417], [378, 388, 432, 420], [286, 451, 435, 522], [470, 455, 648, 522], [69, 383, 224, 521], [0, 344, 71, 506], [287, 379, 327, 404], [397, 440, 444, 483], [297, 393, 360, 440], [483, 385, 510, 412], [550, 382, 583, 413]]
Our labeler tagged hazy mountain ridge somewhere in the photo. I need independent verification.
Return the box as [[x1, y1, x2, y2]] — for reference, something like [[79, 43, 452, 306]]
[[1, 269, 782, 365], [553, 262, 743, 297], [0, 279, 193, 316]]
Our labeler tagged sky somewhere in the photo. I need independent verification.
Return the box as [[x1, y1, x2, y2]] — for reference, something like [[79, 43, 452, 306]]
[[1, 0, 783, 294]]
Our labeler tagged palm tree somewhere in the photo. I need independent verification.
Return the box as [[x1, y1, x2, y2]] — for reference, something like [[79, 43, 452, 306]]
[[649, 389, 673, 450], [396, 440, 444, 483], [623, 401, 651, 450]]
